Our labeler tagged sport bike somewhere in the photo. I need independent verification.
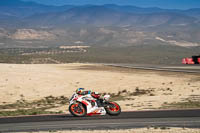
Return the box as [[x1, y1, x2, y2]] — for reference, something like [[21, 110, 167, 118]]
[[69, 93, 121, 117]]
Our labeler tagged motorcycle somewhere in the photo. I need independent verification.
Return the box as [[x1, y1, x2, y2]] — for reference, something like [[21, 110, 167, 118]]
[[69, 93, 121, 117]]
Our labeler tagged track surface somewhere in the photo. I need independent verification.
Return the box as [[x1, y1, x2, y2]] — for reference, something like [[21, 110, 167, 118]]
[[105, 64, 200, 73], [0, 109, 200, 132]]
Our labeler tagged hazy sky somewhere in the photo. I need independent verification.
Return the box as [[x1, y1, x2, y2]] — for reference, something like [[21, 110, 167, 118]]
[[22, 0, 200, 9]]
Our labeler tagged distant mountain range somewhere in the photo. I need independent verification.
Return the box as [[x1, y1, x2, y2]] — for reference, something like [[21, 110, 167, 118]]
[[0, 0, 200, 48], [0, 0, 74, 18], [24, 5, 198, 28]]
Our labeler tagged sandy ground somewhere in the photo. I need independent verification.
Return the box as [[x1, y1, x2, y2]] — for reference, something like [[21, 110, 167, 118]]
[[20, 128, 200, 133], [0, 63, 200, 112]]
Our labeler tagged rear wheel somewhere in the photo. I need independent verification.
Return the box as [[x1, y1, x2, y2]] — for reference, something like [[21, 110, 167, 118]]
[[69, 103, 86, 117], [105, 102, 121, 116]]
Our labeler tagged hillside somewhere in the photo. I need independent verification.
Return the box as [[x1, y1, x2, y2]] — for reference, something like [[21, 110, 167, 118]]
[[0, 0, 200, 48]]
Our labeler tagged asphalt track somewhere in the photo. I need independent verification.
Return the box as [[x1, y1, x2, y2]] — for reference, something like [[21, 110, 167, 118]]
[[0, 109, 200, 132], [104, 64, 200, 73]]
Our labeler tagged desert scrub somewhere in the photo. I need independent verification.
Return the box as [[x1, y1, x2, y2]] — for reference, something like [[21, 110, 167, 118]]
[[0, 108, 59, 117], [162, 100, 200, 109], [129, 87, 154, 96], [0, 95, 69, 116], [105, 88, 155, 101], [0, 95, 69, 110], [1, 46, 200, 65], [110, 95, 126, 101]]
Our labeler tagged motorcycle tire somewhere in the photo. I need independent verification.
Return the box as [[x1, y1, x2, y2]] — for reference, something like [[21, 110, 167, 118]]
[[69, 103, 87, 117], [105, 101, 121, 116]]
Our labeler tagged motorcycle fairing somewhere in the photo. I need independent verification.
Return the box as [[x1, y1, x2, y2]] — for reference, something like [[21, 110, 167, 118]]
[[73, 93, 106, 115]]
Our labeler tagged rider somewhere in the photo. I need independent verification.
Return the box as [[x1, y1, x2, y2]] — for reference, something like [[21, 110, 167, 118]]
[[76, 88, 103, 107]]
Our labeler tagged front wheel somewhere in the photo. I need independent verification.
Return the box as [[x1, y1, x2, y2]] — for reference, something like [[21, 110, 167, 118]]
[[105, 102, 121, 116], [69, 103, 86, 117]]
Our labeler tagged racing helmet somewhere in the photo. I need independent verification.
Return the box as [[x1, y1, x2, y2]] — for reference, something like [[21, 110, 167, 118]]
[[76, 88, 84, 94]]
